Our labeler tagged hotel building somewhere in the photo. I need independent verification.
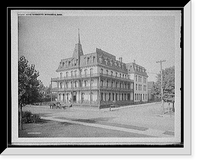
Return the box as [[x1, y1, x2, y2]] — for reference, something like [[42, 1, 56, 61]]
[[51, 31, 148, 108]]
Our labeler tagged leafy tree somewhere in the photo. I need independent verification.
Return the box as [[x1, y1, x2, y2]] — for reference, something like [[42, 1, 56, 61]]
[[152, 66, 175, 102], [18, 56, 42, 130]]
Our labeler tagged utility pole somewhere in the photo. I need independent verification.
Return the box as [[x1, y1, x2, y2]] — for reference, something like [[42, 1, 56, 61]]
[[50, 79, 52, 102], [156, 60, 166, 113]]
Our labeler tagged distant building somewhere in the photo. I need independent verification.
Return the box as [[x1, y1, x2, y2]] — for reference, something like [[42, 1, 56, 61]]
[[126, 62, 148, 103], [51, 31, 148, 108]]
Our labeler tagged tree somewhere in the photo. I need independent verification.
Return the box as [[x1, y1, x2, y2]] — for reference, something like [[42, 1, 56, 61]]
[[18, 56, 41, 130], [152, 66, 175, 103]]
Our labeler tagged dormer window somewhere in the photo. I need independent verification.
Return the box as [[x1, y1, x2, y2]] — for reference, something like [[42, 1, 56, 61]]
[[105, 59, 108, 65], [93, 56, 95, 63]]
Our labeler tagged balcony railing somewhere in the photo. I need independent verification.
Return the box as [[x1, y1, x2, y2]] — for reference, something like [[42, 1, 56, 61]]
[[51, 73, 131, 82], [51, 85, 132, 92]]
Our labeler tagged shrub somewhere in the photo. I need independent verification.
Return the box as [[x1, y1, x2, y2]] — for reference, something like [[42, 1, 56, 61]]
[[19, 111, 41, 124]]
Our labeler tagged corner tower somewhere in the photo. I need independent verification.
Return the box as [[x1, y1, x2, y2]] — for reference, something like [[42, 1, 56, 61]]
[[72, 29, 84, 66]]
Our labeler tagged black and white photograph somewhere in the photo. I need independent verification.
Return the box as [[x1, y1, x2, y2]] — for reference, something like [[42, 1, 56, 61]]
[[5, 3, 192, 155]]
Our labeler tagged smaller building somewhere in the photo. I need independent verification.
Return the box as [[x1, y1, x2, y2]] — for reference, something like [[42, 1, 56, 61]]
[[126, 62, 148, 103]]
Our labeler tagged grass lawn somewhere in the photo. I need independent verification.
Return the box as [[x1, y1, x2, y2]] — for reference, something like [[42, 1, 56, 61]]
[[19, 119, 153, 138]]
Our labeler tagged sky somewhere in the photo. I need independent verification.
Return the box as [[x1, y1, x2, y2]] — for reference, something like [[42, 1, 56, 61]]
[[18, 11, 181, 86]]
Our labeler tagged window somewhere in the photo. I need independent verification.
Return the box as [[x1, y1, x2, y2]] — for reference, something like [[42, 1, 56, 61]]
[[101, 80, 103, 86], [136, 84, 137, 90], [90, 92, 93, 102], [81, 93, 85, 102], [66, 93, 69, 101], [75, 81, 77, 88], [135, 75, 137, 81], [101, 93, 103, 101], [101, 68, 103, 74], [66, 72, 68, 77], [116, 72, 118, 77], [105, 59, 108, 65], [79, 69, 82, 76], [74, 70, 77, 77], [60, 82, 62, 89], [84, 80, 87, 87], [111, 81, 113, 88], [71, 71, 73, 77], [143, 85, 146, 91], [91, 80, 94, 87], [66, 82, 68, 88], [106, 70, 108, 75], [143, 77, 146, 83], [111, 71, 113, 76], [109, 93, 111, 101], [84, 69, 87, 76], [90, 68, 93, 75], [93, 56, 95, 63], [60, 72, 62, 78], [87, 57, 90, 64]]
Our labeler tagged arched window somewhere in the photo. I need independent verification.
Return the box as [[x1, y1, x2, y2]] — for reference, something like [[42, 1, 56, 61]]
[[87, 57, 90, 64], [101, 68, 103, 74], [93, 56, 95, 63], [111, 71, 113, 76]]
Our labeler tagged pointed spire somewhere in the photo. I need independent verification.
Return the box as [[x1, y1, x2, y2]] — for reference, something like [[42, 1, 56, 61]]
[[72, 28, 84, 58], [78, 28, 80, 44]]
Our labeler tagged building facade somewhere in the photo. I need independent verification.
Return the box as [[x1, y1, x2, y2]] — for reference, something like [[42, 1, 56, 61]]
[[126, 62, 148, 103], [51, 32, 148, 108]]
